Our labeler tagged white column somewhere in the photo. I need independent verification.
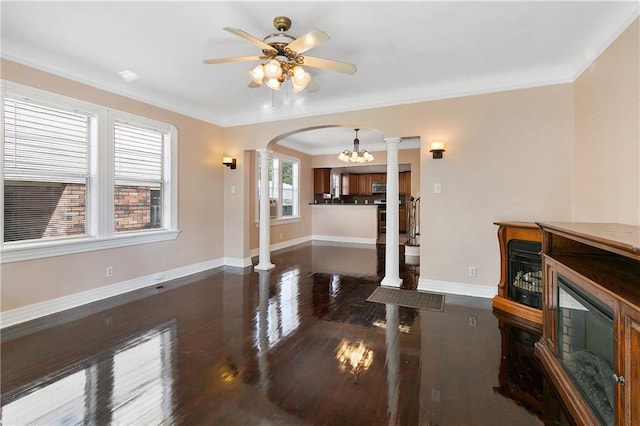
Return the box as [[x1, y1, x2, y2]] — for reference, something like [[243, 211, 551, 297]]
[[255, 149, 275, 270], [382, 138, 403, 287]]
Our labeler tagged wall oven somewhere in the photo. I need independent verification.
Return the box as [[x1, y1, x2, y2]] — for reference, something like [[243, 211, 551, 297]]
[[378, 207, 386, 233]]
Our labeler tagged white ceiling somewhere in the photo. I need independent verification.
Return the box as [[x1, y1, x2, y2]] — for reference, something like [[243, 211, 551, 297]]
[[1, 1, 638, 153]]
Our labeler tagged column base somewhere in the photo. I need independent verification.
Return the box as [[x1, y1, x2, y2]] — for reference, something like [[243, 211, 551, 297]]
[[381, 277, 403, 288], [254, 263, 275, 271]]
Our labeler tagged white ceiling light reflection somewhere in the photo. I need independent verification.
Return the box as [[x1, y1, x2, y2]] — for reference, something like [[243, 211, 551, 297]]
[[335, 339, 374, 381]]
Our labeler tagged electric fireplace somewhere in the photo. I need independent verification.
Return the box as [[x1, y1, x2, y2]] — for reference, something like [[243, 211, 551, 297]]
[[557, 274, 615, 426]]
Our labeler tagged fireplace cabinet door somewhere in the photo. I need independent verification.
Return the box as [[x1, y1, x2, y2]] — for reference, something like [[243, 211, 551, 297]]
[[621, 304, 640, 426]]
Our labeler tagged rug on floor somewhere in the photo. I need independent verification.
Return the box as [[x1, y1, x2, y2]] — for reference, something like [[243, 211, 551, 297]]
[[366, 287, 445, 311]]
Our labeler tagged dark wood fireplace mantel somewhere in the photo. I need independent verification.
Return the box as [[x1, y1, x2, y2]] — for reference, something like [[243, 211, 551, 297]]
[[492, 221, 542, 331]]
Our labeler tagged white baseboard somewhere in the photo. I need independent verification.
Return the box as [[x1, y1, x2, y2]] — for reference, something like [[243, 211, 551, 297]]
[[0, 257, 226, 329], [418, 278, 497, 299], [311, 235, 377, 245], [223, 256, 253, 268], [249, 235, 312, 257]]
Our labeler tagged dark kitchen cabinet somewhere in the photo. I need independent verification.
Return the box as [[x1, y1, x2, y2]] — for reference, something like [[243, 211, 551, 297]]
[[314, 168, 331, 194]]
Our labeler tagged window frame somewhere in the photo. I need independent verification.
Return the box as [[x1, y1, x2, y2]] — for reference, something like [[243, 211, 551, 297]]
[[1, 81, 179, 263], [255, 151, 301, 226]]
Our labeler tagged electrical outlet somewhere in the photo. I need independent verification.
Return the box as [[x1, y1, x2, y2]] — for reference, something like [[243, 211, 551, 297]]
[[468, 266, 477, 277], [106, 266, 113, 277]]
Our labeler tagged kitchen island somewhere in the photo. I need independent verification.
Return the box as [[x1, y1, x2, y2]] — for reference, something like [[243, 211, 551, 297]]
[[310, 203, 379, 244]]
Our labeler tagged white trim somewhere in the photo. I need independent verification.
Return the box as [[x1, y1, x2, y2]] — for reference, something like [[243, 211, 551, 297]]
[[0, 257, 225, 328], [223, 256, 253, 268], [249, 235, 312, 257], [311, 234, 377, 245], [417, 278, 497, 299], [1, 230, 180, 263], [254, 216, 301, 228]]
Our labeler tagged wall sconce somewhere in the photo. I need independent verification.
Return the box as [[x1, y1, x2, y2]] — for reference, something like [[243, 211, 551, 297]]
[[429, 141, 445, 159], [222, 157, 237, 169]]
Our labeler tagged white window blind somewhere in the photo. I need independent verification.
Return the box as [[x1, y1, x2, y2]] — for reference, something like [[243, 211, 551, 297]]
[[114, 121, 164, 232], [3, 97, 90, 243], [4, 97, 88, 182], [114, 121, 163, 186]]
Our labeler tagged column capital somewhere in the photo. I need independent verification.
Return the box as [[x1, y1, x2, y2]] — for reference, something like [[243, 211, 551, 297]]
[[256, 148, 272, 155], [384, 137, 402, 150]]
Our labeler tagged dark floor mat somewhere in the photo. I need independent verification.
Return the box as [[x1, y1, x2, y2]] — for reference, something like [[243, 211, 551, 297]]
[[366, 287, 445, 311]]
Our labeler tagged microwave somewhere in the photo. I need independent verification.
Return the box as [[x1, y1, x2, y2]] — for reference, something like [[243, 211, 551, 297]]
[[372, 181, 386, 193]]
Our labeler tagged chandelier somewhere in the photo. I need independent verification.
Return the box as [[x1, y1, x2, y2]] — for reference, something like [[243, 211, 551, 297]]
[[338, 129, 374, 163]]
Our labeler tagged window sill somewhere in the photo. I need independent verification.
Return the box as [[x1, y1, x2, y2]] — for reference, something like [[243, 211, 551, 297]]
[[254, 217, 301, 227], [1, 229, 181, 263]]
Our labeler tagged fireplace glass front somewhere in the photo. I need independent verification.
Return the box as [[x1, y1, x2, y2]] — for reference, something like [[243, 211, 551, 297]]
[[557, 275, 615, 426], [508, 240, 542, 308]]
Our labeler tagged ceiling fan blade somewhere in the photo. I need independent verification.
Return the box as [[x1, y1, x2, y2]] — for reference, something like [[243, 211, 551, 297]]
[[302, 56, 357, 74], [305, 78, 320, 93], [287, 29, 329, 54], [203, 55, 264, 65], [224, 27, 276, 53]]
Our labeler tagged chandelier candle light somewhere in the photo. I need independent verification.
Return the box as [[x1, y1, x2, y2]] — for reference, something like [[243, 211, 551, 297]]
[[338, 129, 374, 163]]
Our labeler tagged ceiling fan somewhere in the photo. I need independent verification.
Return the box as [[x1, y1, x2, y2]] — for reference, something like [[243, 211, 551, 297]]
[[203, 16, 357, 93]]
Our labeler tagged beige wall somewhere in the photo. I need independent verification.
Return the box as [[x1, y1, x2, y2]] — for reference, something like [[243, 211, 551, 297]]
[[1, 60, 226, 311], [224, 84, 574, 290], [573, 18, 639, 226]]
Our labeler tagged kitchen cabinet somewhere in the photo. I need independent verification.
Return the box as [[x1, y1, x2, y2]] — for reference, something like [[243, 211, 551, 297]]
[[371, 173, 386, 183], [400, 171, 411, 195], [399, 206, 406, 233], [358, 174, 372, 195], [314, 168, 331, 194], [341, 173, 359, 195]]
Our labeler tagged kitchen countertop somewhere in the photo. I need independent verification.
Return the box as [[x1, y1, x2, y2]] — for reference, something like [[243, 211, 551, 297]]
[[309, 202, 381, 206]]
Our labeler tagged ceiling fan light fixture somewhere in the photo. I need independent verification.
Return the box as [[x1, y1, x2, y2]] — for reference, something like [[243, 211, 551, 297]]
[[265, 77, 281, 90], [248, 65, 265, 84], [263, 59, 282, 79], [292, 65, 306, 81]]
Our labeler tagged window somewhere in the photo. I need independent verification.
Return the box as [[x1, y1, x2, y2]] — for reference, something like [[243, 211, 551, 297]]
[[256, 152, 300, 223], [1, 82, 178, 263], [3, 96, 91, 243], [114, 121, 164, 232]]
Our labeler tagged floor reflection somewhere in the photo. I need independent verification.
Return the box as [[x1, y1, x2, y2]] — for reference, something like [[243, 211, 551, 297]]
[[1, 242, 570, 425], [2, 321, 175, 425]]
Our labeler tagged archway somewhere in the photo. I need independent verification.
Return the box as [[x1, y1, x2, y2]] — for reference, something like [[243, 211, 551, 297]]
[[254, 125, 405, 287]]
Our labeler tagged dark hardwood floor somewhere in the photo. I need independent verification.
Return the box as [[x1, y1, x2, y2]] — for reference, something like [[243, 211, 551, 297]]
[[1, 242, 573, 425]]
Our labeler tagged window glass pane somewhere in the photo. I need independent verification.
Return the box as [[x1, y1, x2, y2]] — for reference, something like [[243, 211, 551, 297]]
[[3, 97, 89, 243], [281, 160, 298, 217], [114, 122, 163, 232]]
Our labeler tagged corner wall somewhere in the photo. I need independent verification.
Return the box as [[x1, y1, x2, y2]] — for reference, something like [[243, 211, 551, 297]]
[[573, 18, 639, 225]]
